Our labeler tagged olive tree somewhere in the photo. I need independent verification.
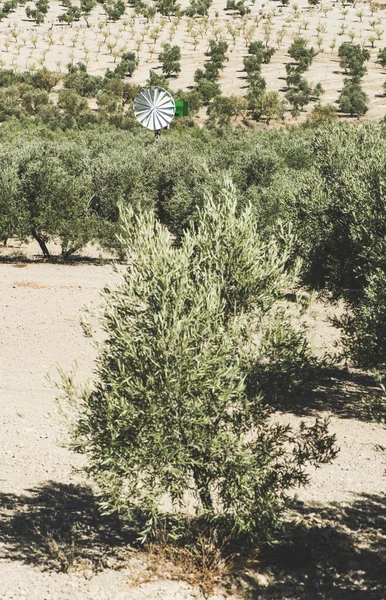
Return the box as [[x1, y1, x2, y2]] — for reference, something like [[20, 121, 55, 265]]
[[62, 181, 337, 544], [158, 43, 181, 77], [16, 141, 95, 257], [339, 78, 368, 116], [0, 149, 26, 244]]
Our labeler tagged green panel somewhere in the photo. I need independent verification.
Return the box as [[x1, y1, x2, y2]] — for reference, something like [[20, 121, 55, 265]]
[[175, 100, 189, 117]]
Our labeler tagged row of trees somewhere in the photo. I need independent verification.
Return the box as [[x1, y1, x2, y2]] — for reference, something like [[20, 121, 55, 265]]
[[285, 36, 323, 116], [338, 42, 369, 117], [20, 0, 212, 23], [0, 35, 380, 127]]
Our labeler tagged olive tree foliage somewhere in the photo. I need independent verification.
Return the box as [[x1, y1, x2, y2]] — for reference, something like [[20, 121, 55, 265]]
[[286, 124, 386, 368], [0, 138, 148, 257], [62, 181, 337, 544], [185, 0, 211, 15], [285, 37, 322, 116], [0, 148, 25, 244], [338, 78, 368, 117], [338, 42, 370, 78], [337, 43, 369, 116], [158, 44, 181, 77], [16, 141, 95, 257]]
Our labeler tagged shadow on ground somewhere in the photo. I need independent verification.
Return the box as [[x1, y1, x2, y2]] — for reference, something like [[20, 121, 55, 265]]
[[0, 482, 135, 573], [0, 483, 385, 598], [0, 254, 118, 266], [238, 493, 386, 600], [269, 365, 381, 422]]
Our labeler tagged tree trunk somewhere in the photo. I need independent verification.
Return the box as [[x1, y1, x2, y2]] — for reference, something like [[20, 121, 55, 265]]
[[32, 232, 50, 257], [193, 465, 213, 512], [62, 246, 81, 259]]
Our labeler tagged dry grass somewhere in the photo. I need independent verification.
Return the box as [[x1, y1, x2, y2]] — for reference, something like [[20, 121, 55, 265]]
[[144, 533, 234, 597], [14, 281, 50, 289]]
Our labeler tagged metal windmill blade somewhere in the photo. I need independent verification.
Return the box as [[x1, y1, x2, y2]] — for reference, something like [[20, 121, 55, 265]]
[[133, 87, 175, 131]]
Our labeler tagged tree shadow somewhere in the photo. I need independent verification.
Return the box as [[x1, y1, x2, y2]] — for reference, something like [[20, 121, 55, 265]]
[[257, 363, 380, 421], [0, 254, 120, 266], [239, 493, 386, 600], [1, 484, 385, 598], [287, 365, 380, 420], [0, 482, 135, 573]]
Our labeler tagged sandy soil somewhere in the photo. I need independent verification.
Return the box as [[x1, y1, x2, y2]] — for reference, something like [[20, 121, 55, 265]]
[[0, 0, 385, 121], [0, 239, 385, 599]]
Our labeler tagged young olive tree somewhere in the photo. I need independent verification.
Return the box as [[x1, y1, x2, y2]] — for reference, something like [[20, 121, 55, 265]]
[[338, 42, 370, 78], [158, 43, 181, 77], [63, 181, 337, 543], [338, 78, 368, 117]]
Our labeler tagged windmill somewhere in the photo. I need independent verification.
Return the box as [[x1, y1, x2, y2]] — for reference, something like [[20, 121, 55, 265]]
[[133, 87, 175, 139]]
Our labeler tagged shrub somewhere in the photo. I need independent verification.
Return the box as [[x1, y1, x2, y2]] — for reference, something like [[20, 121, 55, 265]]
[[146, 70, 169, 89], [339, 269, 386, 369], [289, 124, 386, 297], [306, 104, 338, 126], [159, 44, 181, 77], [338, 78, 368, 116], [104, 0, 125, 21], [207, 94, 245, 126], [58, 3, 82, 24], [195, 78, 220, 105], [63, 62, 104, 97], [248, 90, 286, 124], [175, 89, 202, 115], [12, 141, 96, 256], [378, 47, 386, 69], [62, 181, 337, 544], [156, 0, 180, 15], [285, 38, 317, 115], [338, 42, 370, 78], [26, 0, 48, 22], [226, 0, 250, 15], [287, 37, 315, 73], [206, 40, 229, 69], [248, 41, 275, 64], [105, 51, 138, 79], [185, 0, 211, 16]]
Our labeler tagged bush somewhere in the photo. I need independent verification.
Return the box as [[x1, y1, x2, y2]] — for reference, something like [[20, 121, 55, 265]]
[[248, 41, 275, 64], [195, 78, 220, 105], [185, 0, 211, 15], [287, 37, 315, 73], [306, 104, 338, 127], [156, 0, 180, 15], [104, 0, 125, 21], [207, 94, 244, 126], [378, 47, 386, 69], [63, 62, 104, 97], [289, 124, 386, 296], [159, 44, 181, 77], [338, 42, 370, 78], [105, 51, 138, 79], [339, 269, 386, 369], [338, 78, 368, 117], [62, 181, 337, 544], [58, 3, 82, 24]]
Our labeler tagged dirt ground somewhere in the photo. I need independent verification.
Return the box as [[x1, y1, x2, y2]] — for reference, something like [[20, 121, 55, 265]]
[[0, 239, 385, 599]]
